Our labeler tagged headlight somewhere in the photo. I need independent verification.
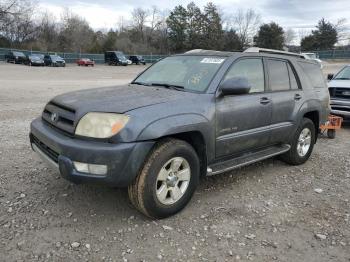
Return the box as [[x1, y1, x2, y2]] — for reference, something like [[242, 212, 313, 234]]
[[75, 112, 129, 138]]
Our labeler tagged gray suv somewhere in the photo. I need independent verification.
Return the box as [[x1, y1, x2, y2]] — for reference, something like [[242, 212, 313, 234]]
[[30, 48, 330, 218]]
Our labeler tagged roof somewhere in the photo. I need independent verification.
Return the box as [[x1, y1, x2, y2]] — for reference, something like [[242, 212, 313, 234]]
[[183, 48, 306, 59], [183, 49, 237, 57]]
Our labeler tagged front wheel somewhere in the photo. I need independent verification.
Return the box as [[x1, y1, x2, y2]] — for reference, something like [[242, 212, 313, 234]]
[[128, 139, 200, 219], [280, 118, 315, 165]]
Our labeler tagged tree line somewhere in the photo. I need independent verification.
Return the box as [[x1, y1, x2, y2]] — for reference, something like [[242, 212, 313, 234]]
[[0, 0, 347, 54]]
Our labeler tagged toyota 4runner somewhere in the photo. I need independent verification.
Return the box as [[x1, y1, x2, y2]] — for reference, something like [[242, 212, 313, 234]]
[[30, 48, 330, 218]]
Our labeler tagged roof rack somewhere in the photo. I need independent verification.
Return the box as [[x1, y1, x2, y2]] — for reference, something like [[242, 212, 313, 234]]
[[244, 47, 305, 59]]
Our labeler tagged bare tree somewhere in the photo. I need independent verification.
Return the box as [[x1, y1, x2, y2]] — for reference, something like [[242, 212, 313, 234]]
[[36, 11, 59, 51], [230, 9, 261, 48], [335, 18, 349, 44], [131, 7, 148, 42], [284, 28, 296, 45], [297, 28, 309, 44], [0, 0, 37, 44], [59, 8, 95, 52]]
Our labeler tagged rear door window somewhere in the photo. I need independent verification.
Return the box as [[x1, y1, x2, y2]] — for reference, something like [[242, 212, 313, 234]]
[[287, 63, 300, 90], [298, 62, 326, 88], [267, 59, 290, 91]]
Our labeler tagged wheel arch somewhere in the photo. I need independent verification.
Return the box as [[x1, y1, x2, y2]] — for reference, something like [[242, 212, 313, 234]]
[[303, 110, 320, 143]]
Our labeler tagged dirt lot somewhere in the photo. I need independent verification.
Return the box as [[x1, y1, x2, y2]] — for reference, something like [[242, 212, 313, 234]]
[[0, 61, 349, 262]]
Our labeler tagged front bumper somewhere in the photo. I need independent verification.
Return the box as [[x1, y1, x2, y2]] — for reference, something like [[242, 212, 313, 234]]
[[31, 61, 45, 66], [30, 118, 154, 187], [53, 62, 65, 67], [330, 99, 350, 118]]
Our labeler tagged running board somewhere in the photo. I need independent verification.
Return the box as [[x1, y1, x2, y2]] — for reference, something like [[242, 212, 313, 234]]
[[207, 144, 291, 176]]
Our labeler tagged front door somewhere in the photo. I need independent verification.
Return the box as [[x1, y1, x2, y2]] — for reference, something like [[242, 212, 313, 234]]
[[215, 58, 272, 158]]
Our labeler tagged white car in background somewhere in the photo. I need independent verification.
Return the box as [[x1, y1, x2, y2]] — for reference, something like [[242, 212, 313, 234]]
[[327, 65, 350, 119], [302, 52, 323, 68]]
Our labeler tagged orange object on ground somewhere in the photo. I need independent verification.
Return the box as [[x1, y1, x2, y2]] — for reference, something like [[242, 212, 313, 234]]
[[320, 115, 343, 139]]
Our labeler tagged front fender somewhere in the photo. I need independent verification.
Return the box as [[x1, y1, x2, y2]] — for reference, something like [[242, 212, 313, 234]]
[[137, 113, 211, 141]]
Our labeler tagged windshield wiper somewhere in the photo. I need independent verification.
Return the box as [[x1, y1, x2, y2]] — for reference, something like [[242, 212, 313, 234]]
[[335, 78, 350, 80], [149, 83, 185, 91], [132, 81, 152, 86]]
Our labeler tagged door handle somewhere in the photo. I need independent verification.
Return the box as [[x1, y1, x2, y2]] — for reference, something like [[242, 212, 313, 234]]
[[294, 94, 302, 101], [260, 97, 271, 105]]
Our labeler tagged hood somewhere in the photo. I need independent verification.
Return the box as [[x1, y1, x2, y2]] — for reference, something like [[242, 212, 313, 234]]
[[51, 84, 197, 115], [328, 79, 350, 88], [31, 57, 42, 62], [53, 58, 65, 62]]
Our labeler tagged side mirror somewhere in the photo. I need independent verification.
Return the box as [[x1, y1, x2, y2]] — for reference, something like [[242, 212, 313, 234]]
[[327, 74, 334, 81], [220, 77, 251, 96]]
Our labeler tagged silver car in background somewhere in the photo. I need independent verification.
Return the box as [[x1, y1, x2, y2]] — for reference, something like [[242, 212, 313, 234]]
[[302, 52, 323, 69], [328, 65, 350, 119]]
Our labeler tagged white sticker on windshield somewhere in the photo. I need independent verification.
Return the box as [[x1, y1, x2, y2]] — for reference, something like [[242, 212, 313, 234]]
[[200, 58, 225, 64]]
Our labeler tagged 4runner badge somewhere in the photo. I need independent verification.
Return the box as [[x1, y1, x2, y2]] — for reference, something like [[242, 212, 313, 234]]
[[51, 113, 58, 122]]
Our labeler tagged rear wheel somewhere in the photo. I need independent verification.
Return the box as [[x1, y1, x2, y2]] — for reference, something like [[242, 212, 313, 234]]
[[128, 139, 200, 219], [280, 118, 315, 165]]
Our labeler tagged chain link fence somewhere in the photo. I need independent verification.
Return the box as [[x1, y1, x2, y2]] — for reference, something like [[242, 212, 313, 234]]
[[1, 47, 350, 63], [0, 48, 168, 64]]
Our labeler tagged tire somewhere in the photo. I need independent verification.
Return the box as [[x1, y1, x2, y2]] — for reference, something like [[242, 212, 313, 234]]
[[327, 129, 336, 139], [280, 118, 315, 165], [128, 139, 200, 219]]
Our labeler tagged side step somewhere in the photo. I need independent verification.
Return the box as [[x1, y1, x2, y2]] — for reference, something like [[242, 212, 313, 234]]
[[207, 144, 290, 176]]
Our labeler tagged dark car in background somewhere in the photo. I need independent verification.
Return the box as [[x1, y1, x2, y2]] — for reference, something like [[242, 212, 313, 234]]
[[44, 55, 66, 67], [25, 54, 45, 66], [104, 51, 128, 66], [5, 51, 27, 64], [128, 55, 146, 65], [327, 65, 350, 119]]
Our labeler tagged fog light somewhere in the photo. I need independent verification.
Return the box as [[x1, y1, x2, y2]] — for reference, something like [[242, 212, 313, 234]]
[[73, 162, 107, 175]]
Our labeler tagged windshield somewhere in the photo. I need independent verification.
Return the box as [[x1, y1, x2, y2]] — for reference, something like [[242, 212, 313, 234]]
[[14, 51, 25, 57], [304, 53, 317, 59], [117, 55, 126, 60], [29, 55, 39, 59], [134, 56, 226, 92], [51, 55, 63, 60], [334, 66, 350, 80]]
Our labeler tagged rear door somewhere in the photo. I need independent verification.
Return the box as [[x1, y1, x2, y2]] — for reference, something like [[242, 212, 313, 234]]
[[266, 58, 303, 144], [215, 57, 272, 158]]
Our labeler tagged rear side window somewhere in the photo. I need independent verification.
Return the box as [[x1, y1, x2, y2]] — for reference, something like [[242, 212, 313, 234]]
[[267, 59, 290, 91], [224, 58, 265, 93], [298, 62, 325, 88]]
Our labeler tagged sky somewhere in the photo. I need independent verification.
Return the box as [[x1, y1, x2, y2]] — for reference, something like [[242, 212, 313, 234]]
[[38, 0, 350, 42]]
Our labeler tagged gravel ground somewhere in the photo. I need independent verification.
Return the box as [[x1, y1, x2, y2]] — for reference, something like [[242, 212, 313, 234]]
[[0, 61, 349, 262]]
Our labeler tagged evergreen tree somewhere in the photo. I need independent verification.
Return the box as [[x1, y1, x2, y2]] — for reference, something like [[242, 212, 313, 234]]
[[223, 29, 241, 51], [254, 22, 285, 50], [166, 5, 188, 52], [203, 2, 223, 50], [186, 2, 204, 49]]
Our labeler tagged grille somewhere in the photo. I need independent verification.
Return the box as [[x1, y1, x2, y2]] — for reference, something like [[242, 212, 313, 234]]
[[42, 102, 76, 135], [332, 106, 350, 112], [31, 135, 59, 163], [329, 87, 350, 99]]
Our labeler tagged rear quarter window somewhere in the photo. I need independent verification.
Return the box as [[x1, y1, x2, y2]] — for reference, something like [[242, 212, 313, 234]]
[[298, 62, 326, 88]]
